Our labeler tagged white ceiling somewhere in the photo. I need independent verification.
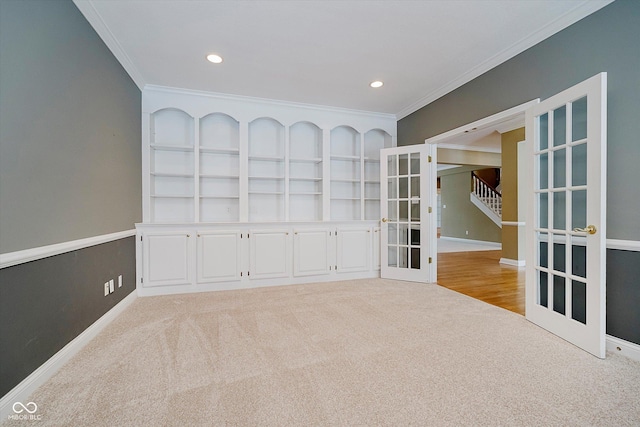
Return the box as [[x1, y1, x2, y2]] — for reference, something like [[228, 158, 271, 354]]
[[74, 0, 611, 118]]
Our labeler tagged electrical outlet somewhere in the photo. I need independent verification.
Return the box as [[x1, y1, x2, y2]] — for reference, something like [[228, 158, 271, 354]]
[[118, 275, 123, 288], [109, 279, 115, 293], [104, 282, 110, 296], [466, 230, 469, 235]]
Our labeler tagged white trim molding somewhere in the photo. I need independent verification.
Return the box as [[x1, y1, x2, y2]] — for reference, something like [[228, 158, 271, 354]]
[[0, 292, 137, 421], [0, 230, 136, 269], [501, 221, 526, 227], [439, 236, 502, 248], [606, 239, 640, 252], [606, 335, 640, 363], [500, 258, 526, 267]]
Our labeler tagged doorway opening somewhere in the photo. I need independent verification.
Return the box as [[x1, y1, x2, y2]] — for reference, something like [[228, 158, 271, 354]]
[[425, 100, 538, 315]]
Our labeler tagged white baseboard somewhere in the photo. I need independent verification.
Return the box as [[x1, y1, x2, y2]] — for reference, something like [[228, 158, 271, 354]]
[[499, 258, 526, 267], [0, 292, 137, 420], [439, 236, 502, 248], [606, 335, 640, 362]]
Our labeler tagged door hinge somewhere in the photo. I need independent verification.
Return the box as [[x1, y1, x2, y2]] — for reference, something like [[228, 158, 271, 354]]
[[335, 265, 337, 270], [240, 272, 243, 277], [141, 277, 144, 283], [140, 236, 143, 242], [428, 155, 432, 163], [428, 206, 432, 213], [429, 257, 432, 264], [248, 271, 250, 276]]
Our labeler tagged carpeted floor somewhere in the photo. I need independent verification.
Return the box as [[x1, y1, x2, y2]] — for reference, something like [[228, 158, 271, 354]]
[[7, 279, 640, 426]]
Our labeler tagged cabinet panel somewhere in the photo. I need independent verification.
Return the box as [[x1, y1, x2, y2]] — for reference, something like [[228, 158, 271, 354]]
[[249, 230, 290, 279], [143, 232, 191, 287], [294, 229, 330, 277], [197, 231, 241, 283], [336, 227, 370, 273]]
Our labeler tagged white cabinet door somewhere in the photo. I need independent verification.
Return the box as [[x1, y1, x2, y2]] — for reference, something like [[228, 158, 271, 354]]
[[143, 231, 192, 287], [197, 231, 242, 283], [293, 229, 330, 277], [336, 227, 370, 273], [249, 229, 290, 280]]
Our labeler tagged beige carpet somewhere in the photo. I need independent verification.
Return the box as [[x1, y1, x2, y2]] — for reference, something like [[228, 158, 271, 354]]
[[6, 279, 640, 426]]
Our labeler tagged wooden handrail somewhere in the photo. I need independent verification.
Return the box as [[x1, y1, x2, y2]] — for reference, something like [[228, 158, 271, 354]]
[[471, 171, 501, 196]]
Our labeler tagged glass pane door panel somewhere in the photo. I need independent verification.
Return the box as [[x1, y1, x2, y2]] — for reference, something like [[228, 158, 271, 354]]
[[539, 238, 548, 268], [399, 201, 408, 221], [553, 106, 567, 147], [553, 242, 566, 273], [553, 276, 566, 315], [398, 224, 409, 245], [553, 149, 566, 188], [553, 192, 566, 230], [572, 280, 587, 324], [572, 190, 587, 230], [388, 246, 398, 267], [388, 223, 397, 245], [411, 201, 420, 221], [399, 177, 408, 198], [411, 177, 420, 197], [572, 97, 588, 141], [572, 243, 587, 279], [539, 113, 549, 150], [572, 143, 587, 186], [410, 153, 420, 174], [388, 155, 397, 176], [539, 193, 548, 229], [539, 153, 548, 190], [538, 271, 549, 307], [399, 154, 409, 176], [388, 178, 398, 199], [388, 201, 397, 221], [399, 247, 409, 268]]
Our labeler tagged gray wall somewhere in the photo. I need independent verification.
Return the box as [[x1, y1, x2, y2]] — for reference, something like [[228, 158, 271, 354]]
[[439, 169, 501, 243], [398, 0, 639, 241], [0, 0, 142, 253], [0, 0, 141, 397], [399, 0, 640, 346]]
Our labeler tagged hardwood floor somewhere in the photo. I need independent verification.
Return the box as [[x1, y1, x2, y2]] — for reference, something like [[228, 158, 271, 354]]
[[436, 250, 525, 315]]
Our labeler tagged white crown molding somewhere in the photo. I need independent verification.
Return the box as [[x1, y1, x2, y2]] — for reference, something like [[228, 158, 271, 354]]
[[73, 0, 146, 89], [0, 230, 136, 269], [0, 292, 137, 421], [144, 84, 397, 121], [396, 0, 615, 119]]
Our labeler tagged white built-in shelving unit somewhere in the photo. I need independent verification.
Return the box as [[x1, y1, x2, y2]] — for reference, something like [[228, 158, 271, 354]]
[[138, 86, 396, 296]]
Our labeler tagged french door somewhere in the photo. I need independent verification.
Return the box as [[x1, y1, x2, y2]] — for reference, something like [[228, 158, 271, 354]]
[[380, 144, 437, 283], [525, 73, 607, 358]]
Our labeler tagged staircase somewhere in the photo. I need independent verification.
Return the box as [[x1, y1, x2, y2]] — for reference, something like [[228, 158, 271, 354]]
[[470, 172, 502, 228]]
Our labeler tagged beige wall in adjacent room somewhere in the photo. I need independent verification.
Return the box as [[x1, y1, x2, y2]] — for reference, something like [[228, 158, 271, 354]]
[[501, 128, 525, 261]]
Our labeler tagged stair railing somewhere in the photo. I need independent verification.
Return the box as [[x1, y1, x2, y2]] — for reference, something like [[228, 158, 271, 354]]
[[472, 172, 502, 217]]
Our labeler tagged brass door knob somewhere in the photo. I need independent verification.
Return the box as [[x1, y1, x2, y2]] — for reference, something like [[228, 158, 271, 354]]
[[381, 218, 388, 223], [573, 225, 597, 235]]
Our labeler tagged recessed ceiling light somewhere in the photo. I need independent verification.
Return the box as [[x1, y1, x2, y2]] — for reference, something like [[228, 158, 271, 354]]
[[370, 80, 383, 88], [206, 54, 223, 64]]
